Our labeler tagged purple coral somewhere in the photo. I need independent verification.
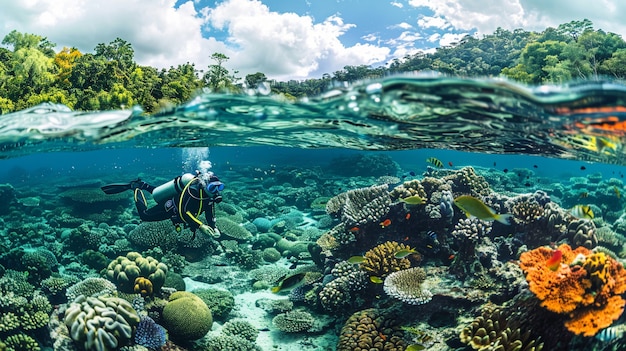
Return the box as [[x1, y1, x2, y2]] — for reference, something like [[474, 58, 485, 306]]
[[135, 315, 167, 350]]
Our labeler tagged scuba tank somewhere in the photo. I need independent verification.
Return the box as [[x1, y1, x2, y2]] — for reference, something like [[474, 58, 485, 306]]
[[152, 173, 195, 203]]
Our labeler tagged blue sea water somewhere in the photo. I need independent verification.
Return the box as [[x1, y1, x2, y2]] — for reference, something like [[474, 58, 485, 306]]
[[2, 75, 626, 351]]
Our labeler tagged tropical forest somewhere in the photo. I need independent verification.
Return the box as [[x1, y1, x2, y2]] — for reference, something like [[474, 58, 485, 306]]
[[1, 19, 625, 114]]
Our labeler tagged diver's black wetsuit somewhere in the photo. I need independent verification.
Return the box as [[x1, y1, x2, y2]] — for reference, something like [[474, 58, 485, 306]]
[[133, 180, 216, 234]]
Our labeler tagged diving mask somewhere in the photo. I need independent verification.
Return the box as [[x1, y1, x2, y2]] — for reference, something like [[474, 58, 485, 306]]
[[206, 181, 224, 193]]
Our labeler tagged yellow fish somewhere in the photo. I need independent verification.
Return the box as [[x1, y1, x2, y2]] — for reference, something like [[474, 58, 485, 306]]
[[370, 276, 383, 284], [394, 249, 417, 259], [570, 205, 594, 220], [426, 157, 443, 168], [614, 186, 621, 199], [401, 195, 426, 205], [347, 256, 367, 264], [453, 195, 513, 225], [405, 345, 426, 351]]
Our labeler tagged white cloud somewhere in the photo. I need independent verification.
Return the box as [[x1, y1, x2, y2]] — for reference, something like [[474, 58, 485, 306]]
[[0, 0, 391, 80], [390, 1, 404, 8], [417, 16, 450, 30], [0, 0, 224, 71], [408, 0, 626, 38], [206, 0, 390, 79], [390, 22, 414, 30]]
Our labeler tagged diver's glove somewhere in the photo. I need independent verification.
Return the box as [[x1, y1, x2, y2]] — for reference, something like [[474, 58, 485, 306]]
[[199, 225, 221, 238]]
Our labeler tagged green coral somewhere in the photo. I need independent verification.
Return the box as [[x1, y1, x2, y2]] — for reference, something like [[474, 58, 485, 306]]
[[66, 277, 117, 301], [42, 275, 80, 302], [222, 319, 259, 342], [261, 247, 282, 262], [162, 291, 213, 341], [272, 310, 314, 333], [216, 217, 253, 241], [105, 252, 168, 293], [2, 333, 40, 351], [128, 221, 178, 251], [199, 334, 262, 351], [64, 295, 140, 351], [193, 289, 235, 320]]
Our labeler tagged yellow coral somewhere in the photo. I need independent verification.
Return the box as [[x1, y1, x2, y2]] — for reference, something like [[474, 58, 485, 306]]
[[360, 241, 412, 278], [583, 252, 610, 289], [134, 277, 154, 297]]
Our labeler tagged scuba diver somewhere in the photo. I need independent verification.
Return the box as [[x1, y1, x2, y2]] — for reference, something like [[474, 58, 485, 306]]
[[101, 172, 223, 239]]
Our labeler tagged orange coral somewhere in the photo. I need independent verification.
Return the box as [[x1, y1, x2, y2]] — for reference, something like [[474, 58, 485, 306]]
[[519, 243, 626, 336], [134, 277, 154, 296], [565, 295, 626, 337]]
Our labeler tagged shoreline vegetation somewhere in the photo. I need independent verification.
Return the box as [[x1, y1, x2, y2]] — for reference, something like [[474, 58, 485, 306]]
[[1, 19, 625, 114]]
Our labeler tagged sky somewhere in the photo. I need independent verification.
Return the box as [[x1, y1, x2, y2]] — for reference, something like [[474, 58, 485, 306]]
[[1, 0, 626, 81]]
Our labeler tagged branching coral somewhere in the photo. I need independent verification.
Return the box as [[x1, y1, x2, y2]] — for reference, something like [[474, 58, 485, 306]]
[[326, 184, 391, 226], [383, 267, 432, 305], [360, 241, 412, 278], [460, 307, 543, 351], [519, 243, 626, 336], [337, 308, 406, 351], [318, 261, 368, 310]]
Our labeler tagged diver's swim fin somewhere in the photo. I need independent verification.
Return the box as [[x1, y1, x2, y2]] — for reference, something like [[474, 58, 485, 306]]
[[100, 183, 131, 194]]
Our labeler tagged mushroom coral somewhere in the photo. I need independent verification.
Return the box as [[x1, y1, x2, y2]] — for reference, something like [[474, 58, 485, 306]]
[[519, 243, 626, 336]]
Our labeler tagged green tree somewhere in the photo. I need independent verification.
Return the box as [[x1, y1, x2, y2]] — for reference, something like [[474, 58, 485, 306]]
[[158, 63, 203, 106], [128, 66, 161, 112], [244, 72, 267, 88], [204, 52, 239, 92]]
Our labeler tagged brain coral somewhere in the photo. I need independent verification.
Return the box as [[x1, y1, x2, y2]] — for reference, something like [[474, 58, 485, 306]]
[[64, 295, 140, 351], [337, 308, 406, 351], [162, 291, 213, 341], [105, 252, 168, 294]]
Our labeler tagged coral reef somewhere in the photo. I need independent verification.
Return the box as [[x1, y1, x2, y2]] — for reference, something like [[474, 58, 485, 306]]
[[360, 241, 413, 278], [272, 310, 315, 333], [221, 319, 259, 342], [216, 217, 254, 241], [128, 221, 178, 251], [383, 267, 432, 305], [134, 315, 167, 350], [66, 277, 117, 301], [337, 308, 406, 351], [162, 291, 213, 341], [326, 184, 391, 226], [319, 260, 368, 310], [192, 288, 235, 321], [460, 306, 544, 351], [519, 243, 626, 336], [64, 294, 141, 351], [105, 252, 168, 294]]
